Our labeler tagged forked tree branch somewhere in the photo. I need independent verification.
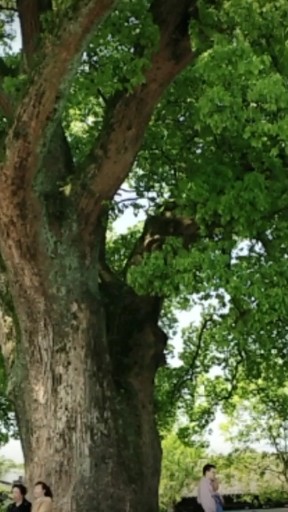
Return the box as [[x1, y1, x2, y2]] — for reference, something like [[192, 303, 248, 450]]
[[1, 0, 117, 200], [78, 0, 195, 246], [0, 0, 118, 287]]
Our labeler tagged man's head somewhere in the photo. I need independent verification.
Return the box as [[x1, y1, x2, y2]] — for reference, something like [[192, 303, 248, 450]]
[[203, 463, 216, 480], [12, 484, 27, 503]]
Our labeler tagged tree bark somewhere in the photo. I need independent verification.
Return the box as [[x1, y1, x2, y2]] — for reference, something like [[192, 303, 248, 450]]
[[0, 238, 165, 512]]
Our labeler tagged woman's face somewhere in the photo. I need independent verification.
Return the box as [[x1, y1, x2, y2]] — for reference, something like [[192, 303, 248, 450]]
[[34, 484, 44, 499]]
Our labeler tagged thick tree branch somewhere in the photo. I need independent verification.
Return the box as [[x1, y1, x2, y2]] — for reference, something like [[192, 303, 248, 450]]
[[78, 0, 195, 245], [16, 0, 52, 67], [0, 0, 117, 291], [1, 0, 117, 195], [0, 0, 117, 261], [124, 207, 199, 274]]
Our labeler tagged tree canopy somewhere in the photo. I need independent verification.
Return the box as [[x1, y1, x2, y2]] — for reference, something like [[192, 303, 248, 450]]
[[0, 0, 287, 428]]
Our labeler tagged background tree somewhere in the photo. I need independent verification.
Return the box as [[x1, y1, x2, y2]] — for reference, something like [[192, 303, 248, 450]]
[[160, 440, 288, 511], [160, 432, 205, 512], [222, 389, 288, 486]]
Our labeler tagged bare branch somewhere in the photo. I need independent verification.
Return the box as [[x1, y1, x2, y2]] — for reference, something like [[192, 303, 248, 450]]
[[78, 0, 195, 245]]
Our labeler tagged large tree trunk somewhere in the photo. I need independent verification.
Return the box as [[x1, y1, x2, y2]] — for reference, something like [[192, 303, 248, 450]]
[[0, 1, 193, 507], [0, 244, 165, 512]]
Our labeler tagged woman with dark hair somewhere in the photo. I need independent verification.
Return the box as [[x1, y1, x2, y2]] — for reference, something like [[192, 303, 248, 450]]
[[7, 484, 31, 512], [32, 482, 53, 512]]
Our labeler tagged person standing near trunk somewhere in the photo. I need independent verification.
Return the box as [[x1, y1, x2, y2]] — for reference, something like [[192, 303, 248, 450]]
[[7, 484, 31, 512], [32, 482, 53, 512], [197, 464, 217, 512]]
